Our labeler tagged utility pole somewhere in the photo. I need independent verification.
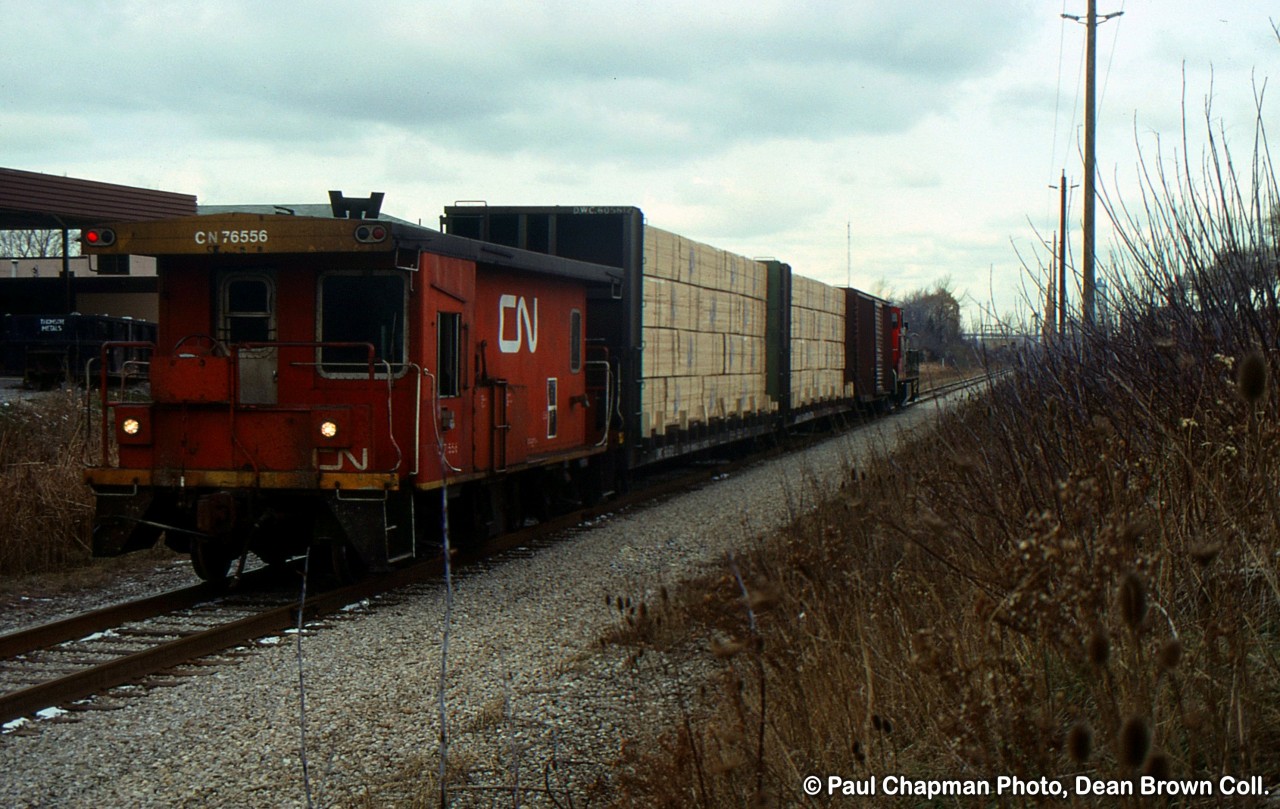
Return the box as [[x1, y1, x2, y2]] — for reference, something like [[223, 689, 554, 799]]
[[1046, 236, 1057, 343], [1064, 0, 1122, 328], [1049, 171, 1078, 339]]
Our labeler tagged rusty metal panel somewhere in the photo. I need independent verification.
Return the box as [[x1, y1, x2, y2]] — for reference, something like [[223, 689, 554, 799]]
[[150, 356, 232, 403], [84, 213, 397, 257]]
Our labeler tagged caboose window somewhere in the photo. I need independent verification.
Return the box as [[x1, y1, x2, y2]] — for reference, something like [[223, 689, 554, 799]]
[[318, 271, 407, 377], [437, 312, 460, 397], [569, 309, 582, 373], [220, 274, 274, 343]]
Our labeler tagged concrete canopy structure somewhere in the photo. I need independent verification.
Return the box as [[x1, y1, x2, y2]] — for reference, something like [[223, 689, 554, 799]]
[[0, 167, 196, 230], [1, 168, 194, 319]]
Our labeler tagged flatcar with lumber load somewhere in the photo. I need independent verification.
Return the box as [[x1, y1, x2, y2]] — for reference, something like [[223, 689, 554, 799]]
[[81, 195, 917, 582]]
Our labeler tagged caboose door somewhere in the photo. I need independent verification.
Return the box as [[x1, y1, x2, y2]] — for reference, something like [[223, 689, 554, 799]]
[[490, 379, 509, 472], [219, 272, 278, 405]]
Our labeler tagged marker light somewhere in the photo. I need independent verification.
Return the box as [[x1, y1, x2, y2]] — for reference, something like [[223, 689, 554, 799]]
[[122, 418, 141, 435], [353, 224, 388, 243], [319, 421, 338, 439], [84, 228, 116, 247]]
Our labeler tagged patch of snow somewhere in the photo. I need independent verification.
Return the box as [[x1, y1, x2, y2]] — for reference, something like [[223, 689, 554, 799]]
[[2, 718, 31, 734], [79, 629, 120, 643]]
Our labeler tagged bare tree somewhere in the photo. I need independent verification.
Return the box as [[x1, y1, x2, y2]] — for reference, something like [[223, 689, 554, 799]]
[[899, 279, 968, 363], [0, 229, 77, 258]]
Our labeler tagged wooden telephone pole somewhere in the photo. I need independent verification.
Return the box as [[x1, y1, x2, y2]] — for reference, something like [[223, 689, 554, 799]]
[[1050, 171, 1079, 338], [1064, 0, 1122, 328]]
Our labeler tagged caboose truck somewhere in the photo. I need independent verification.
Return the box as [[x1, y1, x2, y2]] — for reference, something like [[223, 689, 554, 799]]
[[82, 196, 623, 582]]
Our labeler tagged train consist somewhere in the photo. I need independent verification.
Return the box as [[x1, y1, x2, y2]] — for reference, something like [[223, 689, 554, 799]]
[[81, 197, 917, 581], [1, 313, 156, 389]]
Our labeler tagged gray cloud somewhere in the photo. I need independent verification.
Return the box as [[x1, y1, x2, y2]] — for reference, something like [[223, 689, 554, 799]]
[[4, 0, 1271, 322], [5, 1, 1034, 168]]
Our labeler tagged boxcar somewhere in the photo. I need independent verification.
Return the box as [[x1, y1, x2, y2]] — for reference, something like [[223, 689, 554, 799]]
[[0, 312, 155, 389]]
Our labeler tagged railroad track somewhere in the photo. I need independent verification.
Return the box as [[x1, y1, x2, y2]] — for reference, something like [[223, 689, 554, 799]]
[[0, 368, 1003, 731], [921, 370, 1003, 401], [0, 561, 441, 729]]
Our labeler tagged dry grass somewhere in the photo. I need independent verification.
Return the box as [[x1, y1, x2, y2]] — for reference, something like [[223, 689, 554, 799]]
[[0, 389, 96, 576], [607, 107, 1280, 805], [610, 353, 1280, 806]]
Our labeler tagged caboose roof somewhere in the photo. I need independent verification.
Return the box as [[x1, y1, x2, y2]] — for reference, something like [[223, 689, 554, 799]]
[[197, 203, 420, 228], [408, 223, 625, 287], [86, 211, 625, 288]]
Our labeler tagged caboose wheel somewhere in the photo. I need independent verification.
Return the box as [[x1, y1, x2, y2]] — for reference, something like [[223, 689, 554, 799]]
[[191, 538, 233, 583], [328, 539, 367, 585]]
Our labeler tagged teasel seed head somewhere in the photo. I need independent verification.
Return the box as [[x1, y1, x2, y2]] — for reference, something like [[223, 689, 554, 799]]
[[1157, 638, 1183, 670], [1120, 716, 1151, 768], [1142, 749, 1172, 781], [1119, 572, 1148, 631], [1066, 722, 1093, 764], [1087, 628, 1111, 666], [1237, 350, 1267, 405], [1189, 543, 1221, 567]]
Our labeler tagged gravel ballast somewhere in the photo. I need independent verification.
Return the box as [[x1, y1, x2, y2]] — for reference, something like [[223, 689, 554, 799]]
[[0, 394, 967, 807]]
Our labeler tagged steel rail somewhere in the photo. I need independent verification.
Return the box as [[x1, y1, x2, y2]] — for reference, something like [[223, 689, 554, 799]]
[[1, 370, 1000, 727], [0, 563, 434, 726], [0, 568, 280, 661]]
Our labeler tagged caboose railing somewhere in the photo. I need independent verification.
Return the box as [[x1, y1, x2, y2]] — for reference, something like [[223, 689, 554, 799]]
[[89, 339, 408, 476], [240, 340, 404, 476], [91, 340, 156, 467]]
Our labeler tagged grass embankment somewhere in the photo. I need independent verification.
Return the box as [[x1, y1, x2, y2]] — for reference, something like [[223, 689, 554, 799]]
[[609, 146, 1280, 804], [610, 344, 1280, 806]]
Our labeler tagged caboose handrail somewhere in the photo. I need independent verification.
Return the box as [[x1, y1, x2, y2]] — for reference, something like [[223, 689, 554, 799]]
[[236, 340, 378, 380], [93, 340, 156, 467], [585, 358, 614, 448]]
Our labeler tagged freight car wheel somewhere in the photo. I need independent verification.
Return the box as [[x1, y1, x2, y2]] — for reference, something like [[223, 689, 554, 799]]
[[191, 538, 233, 583], [897, 374, 912, 408], [313, 512, 366, 585], [328, 539, 367, 585]]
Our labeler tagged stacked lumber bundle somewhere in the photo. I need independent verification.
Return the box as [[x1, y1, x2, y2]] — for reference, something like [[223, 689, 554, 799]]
[[640, 227, 770, 436], [790, 274, 850, 407]]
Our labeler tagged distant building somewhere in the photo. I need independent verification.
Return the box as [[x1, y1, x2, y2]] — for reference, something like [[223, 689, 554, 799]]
[[1, 167, 193, 321]]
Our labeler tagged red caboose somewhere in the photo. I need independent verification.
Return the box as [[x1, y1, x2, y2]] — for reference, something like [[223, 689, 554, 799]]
[[83, 201, 621, 581]]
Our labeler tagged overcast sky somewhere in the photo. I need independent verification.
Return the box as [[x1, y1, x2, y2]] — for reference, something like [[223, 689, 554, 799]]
[[3, 1, 1276, 326]]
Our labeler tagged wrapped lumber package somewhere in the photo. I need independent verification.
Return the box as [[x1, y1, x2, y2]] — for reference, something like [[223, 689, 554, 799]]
[[641, 226, 769, 435], [790, 274, 849, 407]]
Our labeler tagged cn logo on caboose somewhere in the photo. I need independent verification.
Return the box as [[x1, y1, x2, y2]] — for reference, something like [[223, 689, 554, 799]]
[[498, 295, 539, 354]]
